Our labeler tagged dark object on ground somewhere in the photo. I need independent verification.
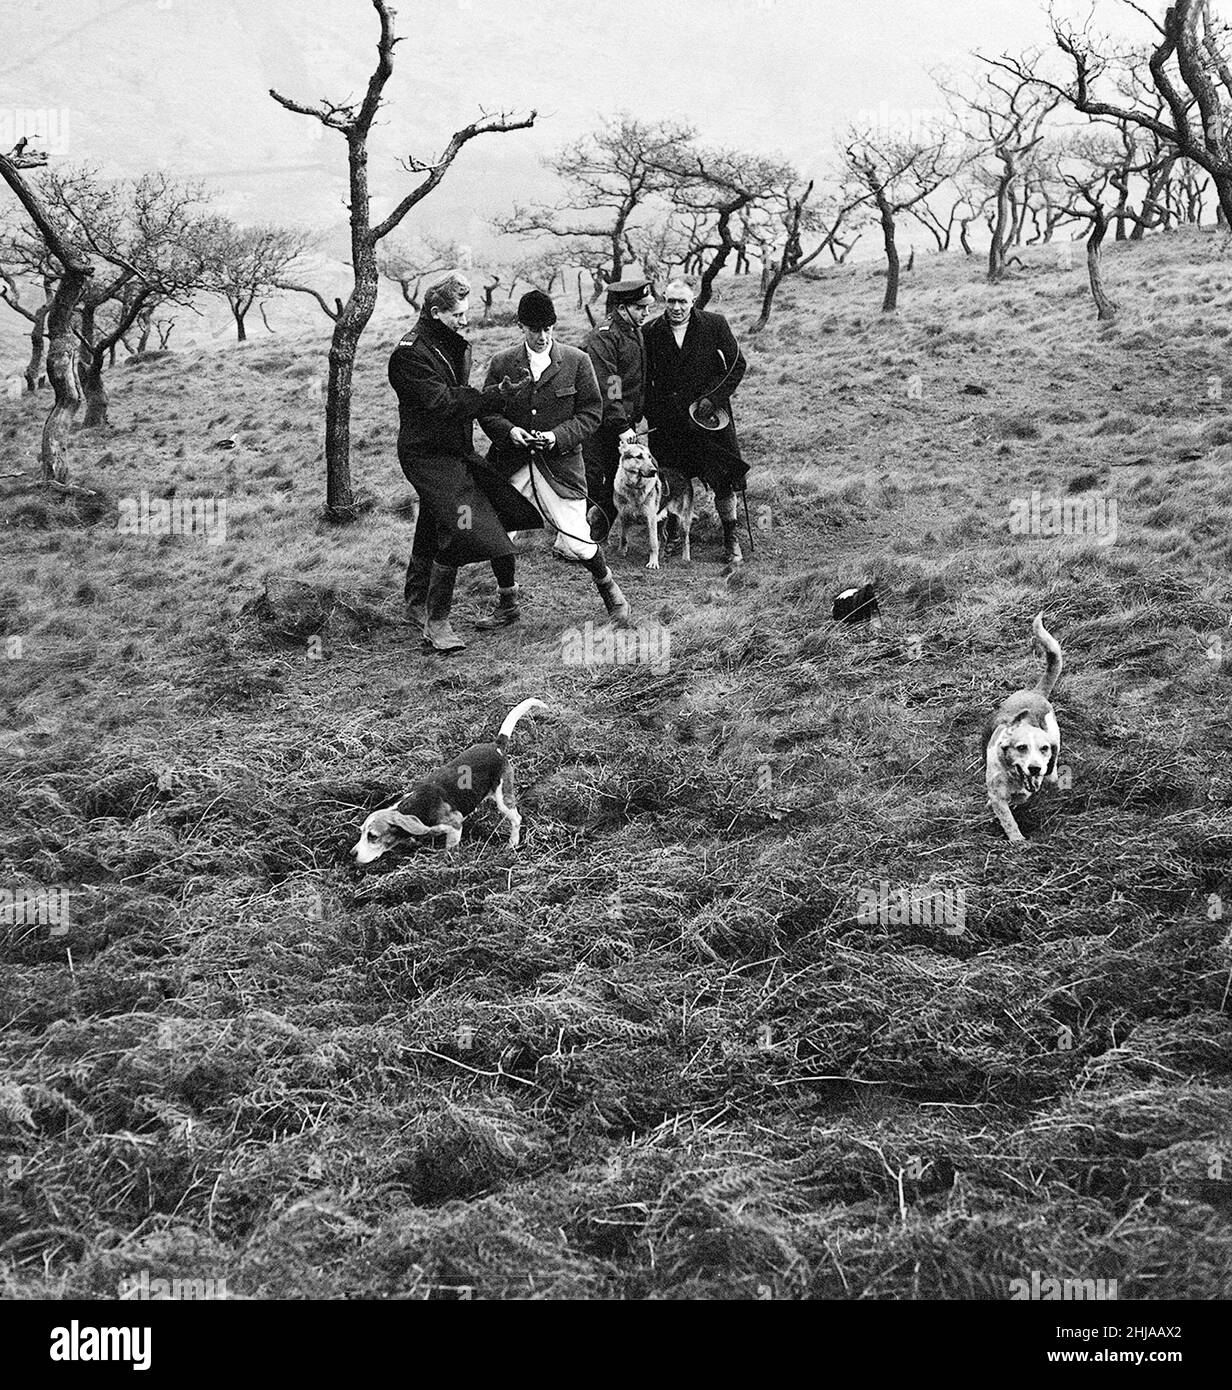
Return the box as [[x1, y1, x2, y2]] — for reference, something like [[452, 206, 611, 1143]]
[[833, 583, 881, 626]]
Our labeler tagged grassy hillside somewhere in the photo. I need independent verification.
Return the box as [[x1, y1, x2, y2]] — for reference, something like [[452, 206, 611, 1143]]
[[1, 229, 1230, 1299]]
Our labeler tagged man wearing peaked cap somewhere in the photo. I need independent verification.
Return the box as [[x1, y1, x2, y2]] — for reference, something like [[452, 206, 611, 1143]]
[[580, 276, 654, 542]]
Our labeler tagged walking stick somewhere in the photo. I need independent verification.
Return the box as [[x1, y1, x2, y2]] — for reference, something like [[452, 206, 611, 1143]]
[[741, 487, 755, 558]]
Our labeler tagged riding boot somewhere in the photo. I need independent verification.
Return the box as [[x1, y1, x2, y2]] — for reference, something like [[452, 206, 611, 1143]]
[[593, 564, 631, 628], [404, 553, 432, 629], [474, 584, 521, 630], [423, 562, 467, 653], [721, 519, 744, 566]]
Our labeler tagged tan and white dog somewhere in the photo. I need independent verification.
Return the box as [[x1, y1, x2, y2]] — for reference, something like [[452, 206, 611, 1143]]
[[351, 699, 546, 865], [984, 613, 1063, 844], [611, 438, 694, 569]]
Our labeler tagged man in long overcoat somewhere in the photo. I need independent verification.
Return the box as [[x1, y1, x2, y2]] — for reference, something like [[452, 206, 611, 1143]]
[[478, 289, 630, 627], [644, 278, 750, 565], [390, 273, 537, 652]]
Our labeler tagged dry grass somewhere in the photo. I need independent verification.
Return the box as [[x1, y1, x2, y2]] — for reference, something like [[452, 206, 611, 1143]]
[[1, 228, 1230, 1299]]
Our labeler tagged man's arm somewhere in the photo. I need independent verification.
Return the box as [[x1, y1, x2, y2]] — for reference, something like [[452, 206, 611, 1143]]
[[703, 313, 747, 407], [390, 345, 531, 425], [477, 351, 517, 445], [390, 345, 499, 422], [545, 353, 603, 454], [585, 328, 636, 433]]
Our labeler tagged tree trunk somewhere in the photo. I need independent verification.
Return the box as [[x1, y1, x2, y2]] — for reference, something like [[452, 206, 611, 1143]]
[[41, 266, 92, 484], [78, 304, 110, 429], [697, 205, 741, 311], [1086, 211, 1117, 321], [865, 179, 900, 313], [24, 302, 48, 392], [749, 261, 785, 335], [988, 171, 1011, 281], [959, 217, 974, 255], [235, 308, 248, 342], [610, 229, 624, 283], [322, 229, 378, 518]]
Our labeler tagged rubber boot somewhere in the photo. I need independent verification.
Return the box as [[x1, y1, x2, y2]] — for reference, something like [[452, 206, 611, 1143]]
[[474, 584, 521, 630], [404, 554, 432, 629], [594, 566, 631, 628], [423, 562, 467, 653], [722, 519, 744, 566]]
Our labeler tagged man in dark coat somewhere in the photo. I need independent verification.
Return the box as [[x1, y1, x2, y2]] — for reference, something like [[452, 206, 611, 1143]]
[[478, 289, 630, 628], [580, 277, 653, 543], [390, 273, 537, 652], [644, 278, 750, 565]]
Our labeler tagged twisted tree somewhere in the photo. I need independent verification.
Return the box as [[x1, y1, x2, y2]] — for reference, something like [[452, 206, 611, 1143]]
[[270, 0, 535, 519], [494, 114, 692, 283], [991, 2, 1232, 230], [0, 147, 93, 484], [200, 219, 315, 341]]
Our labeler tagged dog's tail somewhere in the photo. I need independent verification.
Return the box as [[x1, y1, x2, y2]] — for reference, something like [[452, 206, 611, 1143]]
[[1032, 612, 1063, 696], [496, 698, 548, 753]]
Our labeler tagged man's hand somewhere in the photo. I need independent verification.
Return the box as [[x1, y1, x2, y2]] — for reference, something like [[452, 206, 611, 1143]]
[[499, 369, 533, 396], [697, 397, 714, 415], [618, 427, 638, 445], [509, 426, 536, 448]]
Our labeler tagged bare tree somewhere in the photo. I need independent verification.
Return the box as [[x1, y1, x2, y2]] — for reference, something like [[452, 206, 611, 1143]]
[[842, 135, 957, 311], [749, 179, 868, 333], [270, 0, 535, 519], [950, 59, 1063, 281], [494, 114, 692, 282], [651, 146, 796, 307], [908, 176, 980, 251], [200, 219, 314, 341], [0, 147, 94, 484], [16, 168, 214, 426], [0, 266, 52, 390], [376, 235, 460, 312], [1053, 130, 1137, 319], [993, 2, 1232, 230]]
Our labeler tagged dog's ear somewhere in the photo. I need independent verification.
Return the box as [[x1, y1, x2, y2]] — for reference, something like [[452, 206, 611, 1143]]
[[990, 725, 1021, 766], [385, 810, 433, 837]]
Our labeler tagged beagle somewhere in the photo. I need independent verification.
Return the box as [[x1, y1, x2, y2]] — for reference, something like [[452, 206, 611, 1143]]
[[984, 613, 1063, 844], [611, 438, 694, 569], [351, 698, 546, 865]]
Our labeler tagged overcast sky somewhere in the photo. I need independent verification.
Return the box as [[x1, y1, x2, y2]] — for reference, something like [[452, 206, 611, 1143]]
[[0, 0, 1151, 252]]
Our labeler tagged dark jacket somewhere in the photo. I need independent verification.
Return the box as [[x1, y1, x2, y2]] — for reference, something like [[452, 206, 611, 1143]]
[[478, 342, 603, 501], [644, 307, 749, 490], [581, 312, 646, 434], [388, 314, 542, 566]]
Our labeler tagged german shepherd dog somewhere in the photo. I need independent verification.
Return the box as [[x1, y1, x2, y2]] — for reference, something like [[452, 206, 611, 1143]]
[[611, 438, 694, 569]]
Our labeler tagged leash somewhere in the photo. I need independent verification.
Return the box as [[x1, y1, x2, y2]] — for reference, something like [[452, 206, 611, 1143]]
[[522, 443, 603, 549]]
